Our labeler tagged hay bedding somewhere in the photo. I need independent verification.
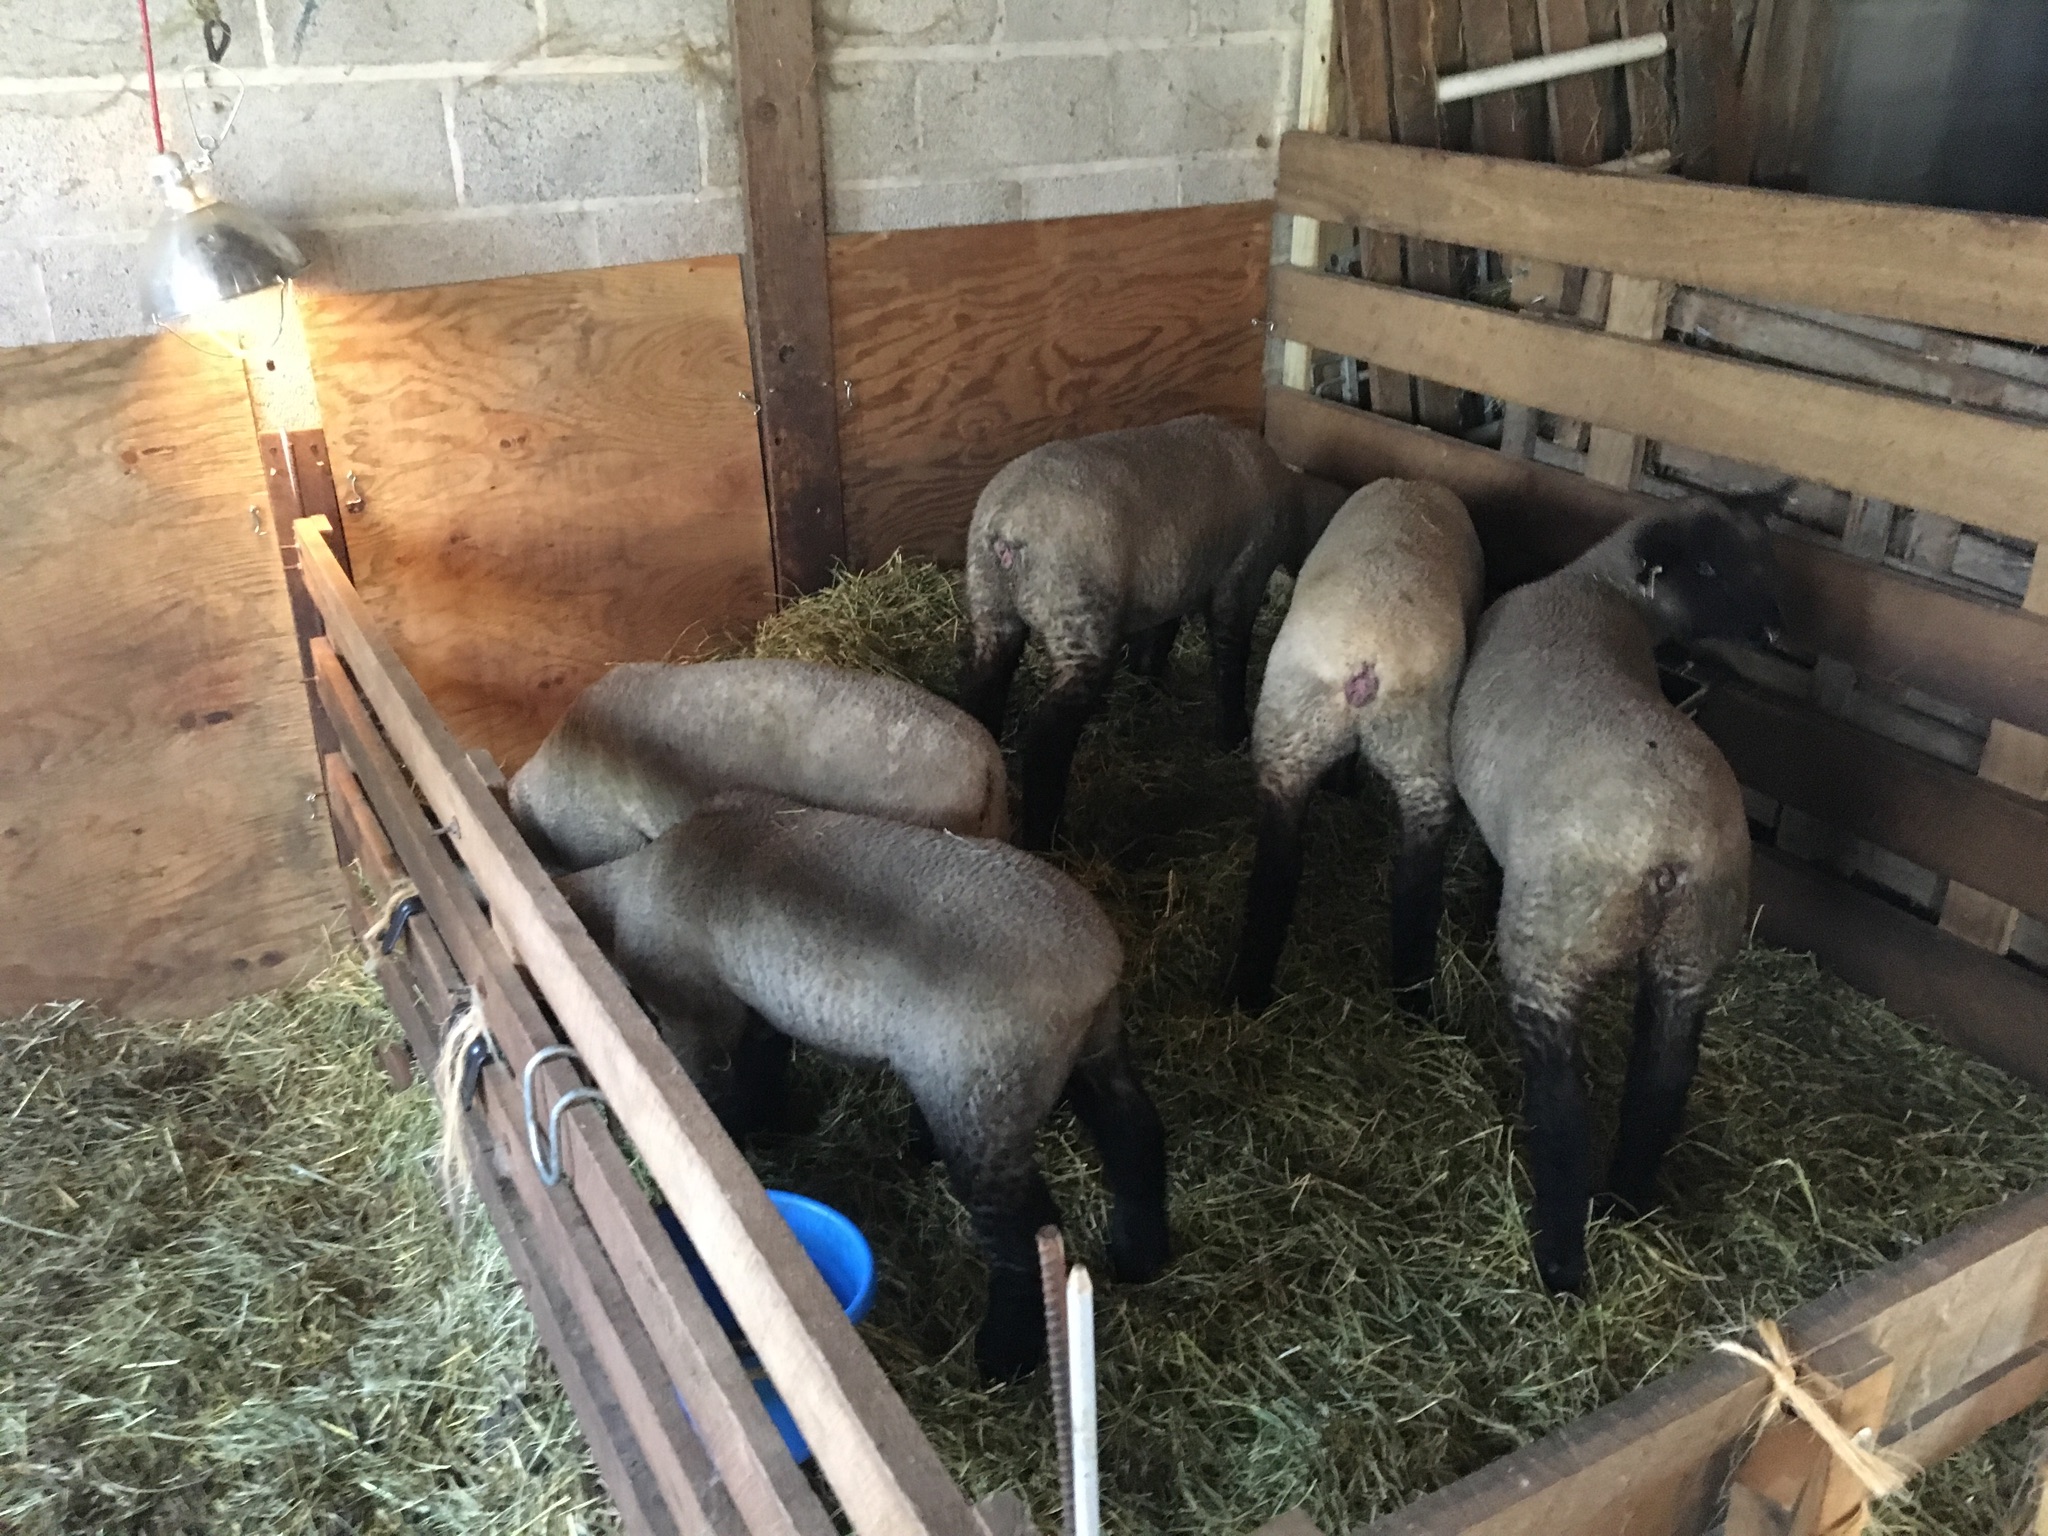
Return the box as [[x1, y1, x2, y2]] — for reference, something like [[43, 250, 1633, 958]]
[[1, 560, 2043, 1535]]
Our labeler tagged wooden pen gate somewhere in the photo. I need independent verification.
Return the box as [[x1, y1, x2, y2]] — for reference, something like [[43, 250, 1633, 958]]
[[297, 128, 2048, 1536]]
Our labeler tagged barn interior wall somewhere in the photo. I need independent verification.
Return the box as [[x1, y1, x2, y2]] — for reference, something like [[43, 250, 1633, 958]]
[[1, 0, 1307, 347]]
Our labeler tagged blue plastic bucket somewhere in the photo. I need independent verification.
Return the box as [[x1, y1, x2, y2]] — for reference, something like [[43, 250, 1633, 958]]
[[653, 1190, 877, 1464]]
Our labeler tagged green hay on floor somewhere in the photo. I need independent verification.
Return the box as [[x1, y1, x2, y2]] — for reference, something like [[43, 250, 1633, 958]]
[[746, 557, 2048, 1536], [0, 963, 612, 1536], [7, 556, 2043, 1536]]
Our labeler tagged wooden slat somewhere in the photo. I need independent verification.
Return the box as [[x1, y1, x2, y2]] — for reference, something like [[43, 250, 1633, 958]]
[[1262, 387, 2048, 737], [1384, 0, 1464, 430], [1693, 680, 2048, 921], [0, 336, 343, 1017], [1357, 1186, 2048, 1534], [311, 641, 839, 1536], [1276, 133, 2048, 346], [1337, 0, 1418, 421], [1535, 0, 1606, 165], [297, 527, 978, 1536], [1269, 265, 2048, 544], [729, 0, 847, 596], [1750, 846, 2048, 1095], [1582, 274, 1674, 485], [831, 204, 1269, 567], [1618, 0, 1672, 152], [1462, 0, 1543, 159], [1282, 0, 1339, 393], [300, 259, 775, 771]]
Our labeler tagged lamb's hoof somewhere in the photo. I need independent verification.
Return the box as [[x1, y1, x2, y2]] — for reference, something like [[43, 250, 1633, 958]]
[[975, 1319, 1045, 1384], [1108, 1215, 1171, 1285], [1593, 1186, 1658, 1223], [1533, 1229, 1588, 1296], [1220, 968, 1274, 1014], [1390, 980, 1436, 1023]]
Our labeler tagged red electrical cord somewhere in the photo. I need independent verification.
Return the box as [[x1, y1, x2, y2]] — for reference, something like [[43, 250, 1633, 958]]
[[138, 0, 166, 153]]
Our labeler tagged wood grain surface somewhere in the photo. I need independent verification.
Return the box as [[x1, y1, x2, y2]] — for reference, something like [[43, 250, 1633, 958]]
[[1270, 266, 2048, 544], [0, 336, 342, 1016], [300, 257, 776, 769], [829, 202, 1272, 567], [1279, 133, 2048, 346]]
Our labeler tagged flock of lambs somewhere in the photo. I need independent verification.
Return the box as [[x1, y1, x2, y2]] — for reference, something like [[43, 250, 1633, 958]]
[[500, 414, 1786, 1384]]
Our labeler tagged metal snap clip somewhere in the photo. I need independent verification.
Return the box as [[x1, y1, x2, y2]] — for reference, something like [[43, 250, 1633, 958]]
[[521, 1044, 609, 1187]]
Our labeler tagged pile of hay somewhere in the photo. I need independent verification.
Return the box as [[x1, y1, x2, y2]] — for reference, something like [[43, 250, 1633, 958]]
[[5, 557, 2042, 1536], [742, 557, 2048, 1536], [0, 964, 612, 1536]]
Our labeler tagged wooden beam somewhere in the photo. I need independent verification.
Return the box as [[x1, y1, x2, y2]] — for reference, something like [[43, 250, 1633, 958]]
[[311, 640, 840, 1536], [1672, 0, 1740, 178], [296, 525, 978, 1536], [730, 0, 847, 597], [1277, 133, 2048, 346], [1262, 387, 2048, 737], [1750, 845, 2048, 1095], [1462, 0, 1543, 160], [1268, 265, 2048, 543], [1618, 0, 1673, 152], [1582, 274, 1674, 485], [1535, 0, 1607, 165], [1693, 678, 2048, 921]]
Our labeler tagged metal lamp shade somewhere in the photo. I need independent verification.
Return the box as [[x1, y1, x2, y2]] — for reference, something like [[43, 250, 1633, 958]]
[[140, 155, 306, 328]]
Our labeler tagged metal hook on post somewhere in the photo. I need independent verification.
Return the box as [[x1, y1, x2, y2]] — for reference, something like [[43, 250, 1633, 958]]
[[521, 1043, 609, 1187]]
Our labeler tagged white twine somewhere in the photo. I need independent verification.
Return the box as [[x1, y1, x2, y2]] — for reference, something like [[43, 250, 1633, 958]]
[[360, 879, 421, 971], [429, 997, 488, 1216], [1715, 1319, 1912, 1503]]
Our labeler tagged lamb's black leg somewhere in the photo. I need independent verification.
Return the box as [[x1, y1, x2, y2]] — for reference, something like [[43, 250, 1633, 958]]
[[1064, 1041, 1171, 1282], [905, 1101, 939, 1165], [707, 1016, 793, 1142], [1512, 995, 1594, 1295], [954, 1159, 1062, 1382], [1602, 958, 1711, 1218], [1019, 652, 1115, 850], [1387, 776, 1455, 1015], [958, 616, 1028, 739], [1126, 618, 1182, 684], [1207, 591, 1259, 749], [1222, 783, 1310, 1011]]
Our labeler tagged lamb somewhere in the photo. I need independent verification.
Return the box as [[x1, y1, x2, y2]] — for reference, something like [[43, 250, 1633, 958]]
[[1451, 498, 1782, 1295], [508, 658, 1009, 871], [1224, 480, 1484, 1014], [558, 793, 1171, 1381], [957, 415, 1351, 848]]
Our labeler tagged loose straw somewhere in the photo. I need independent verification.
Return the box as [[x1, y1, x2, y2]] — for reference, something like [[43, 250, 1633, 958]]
[[1067, 1266, 1100, 1536], [1037, 1226, 1076, 1536], [1714, 1319, 1912, 1501]]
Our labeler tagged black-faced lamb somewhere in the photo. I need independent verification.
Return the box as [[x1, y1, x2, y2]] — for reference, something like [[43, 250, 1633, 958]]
[[1451, 498, 1782, 1295], [957, 415, 1350, 848], [508, 658, 1009, 871], [558, 793, 1171, 1381], [1224, 479, 1484, 1013]]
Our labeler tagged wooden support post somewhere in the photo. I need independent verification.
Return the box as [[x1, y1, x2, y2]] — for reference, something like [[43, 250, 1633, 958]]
[[730, 0, 847, 598], [1674, 0, 1743, 179], [1283, 0, 1341, 394], [1583, 276, 1676, 485], [1336, 0, 1417, 421], [1941, 560, 2048, 954], [1384, 0, 1464, 430]]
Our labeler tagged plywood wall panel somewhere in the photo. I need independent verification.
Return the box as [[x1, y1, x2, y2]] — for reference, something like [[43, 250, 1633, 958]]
[[301, 257, 776, 769], [831, 202, 1274, 567], [0, 337, 343, 1017]]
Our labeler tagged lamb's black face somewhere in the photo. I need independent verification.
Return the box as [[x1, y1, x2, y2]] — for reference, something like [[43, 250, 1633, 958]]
[[1632, 507, 1784, 645]]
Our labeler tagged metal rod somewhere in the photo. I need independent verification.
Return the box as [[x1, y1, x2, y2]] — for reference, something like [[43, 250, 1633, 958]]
[[1436, 33, 1669, 105], [1067, 1266, 1099, 1536], [1037, 1226, 1076, 1536]]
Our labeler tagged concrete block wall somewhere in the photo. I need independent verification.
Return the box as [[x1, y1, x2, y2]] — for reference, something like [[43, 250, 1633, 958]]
[[0, 0, 1305, 345]]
